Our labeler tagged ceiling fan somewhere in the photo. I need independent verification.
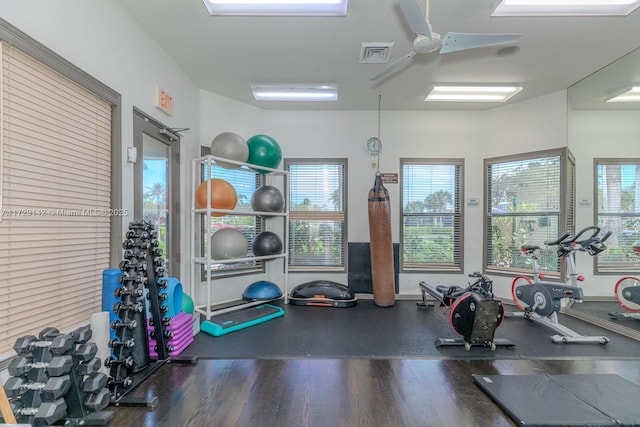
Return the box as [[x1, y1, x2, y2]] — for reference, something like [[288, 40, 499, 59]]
[[371, 0, 522, 81]]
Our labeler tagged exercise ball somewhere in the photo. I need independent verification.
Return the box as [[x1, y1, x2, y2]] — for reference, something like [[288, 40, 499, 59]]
[[252, 231, 283, 257], [246, 134, 282, 173], [195, 178, 237, 215], [210, 132, 248, 169], [251, 185, 285, 213], [211, 228, 248, 260], [243, 280, 282, 301], [182, 293, 195, 314]]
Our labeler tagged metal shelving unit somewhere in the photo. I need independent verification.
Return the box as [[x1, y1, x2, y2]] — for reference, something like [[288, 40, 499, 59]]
[[190, 155, 289, 320]]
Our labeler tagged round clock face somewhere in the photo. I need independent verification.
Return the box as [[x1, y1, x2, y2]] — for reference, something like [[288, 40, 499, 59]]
[[366, 137, 382, 155]]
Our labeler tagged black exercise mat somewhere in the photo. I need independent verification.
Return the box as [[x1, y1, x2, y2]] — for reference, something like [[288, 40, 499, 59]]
[[551, 374, 640, 427], [473, 373, 640, 427], [179, 299, 640, 360]]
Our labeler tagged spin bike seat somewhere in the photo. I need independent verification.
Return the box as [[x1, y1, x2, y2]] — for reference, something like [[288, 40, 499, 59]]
[[520, 244, 540, 254], [436, 285, 467, 299]]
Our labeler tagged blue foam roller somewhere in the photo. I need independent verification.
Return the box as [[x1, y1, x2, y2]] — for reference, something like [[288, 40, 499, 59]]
[[102, 268, 122, 340], [161, 278, 184, 318]]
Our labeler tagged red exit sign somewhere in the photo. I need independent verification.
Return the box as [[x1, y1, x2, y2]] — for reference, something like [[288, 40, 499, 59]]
[[154, 86, 173, 116]]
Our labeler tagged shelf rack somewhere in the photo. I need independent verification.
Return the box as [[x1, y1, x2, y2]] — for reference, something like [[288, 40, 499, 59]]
[[190, 155, 289, 320]]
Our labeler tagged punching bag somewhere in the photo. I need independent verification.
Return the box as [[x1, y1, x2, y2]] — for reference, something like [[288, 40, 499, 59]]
[[368, 173, 396, 307]]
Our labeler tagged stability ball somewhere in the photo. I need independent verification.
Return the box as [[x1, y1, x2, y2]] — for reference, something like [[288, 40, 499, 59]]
[[195, 179, 237, 215], [182, 293, 195, 314], [251, 185, 285, 213], [210, 132, 248, 169], [211, 228, 248, 260], [252, 231, 283, 257], [243, 280, 282, 301], [246, 134, 282, 173]]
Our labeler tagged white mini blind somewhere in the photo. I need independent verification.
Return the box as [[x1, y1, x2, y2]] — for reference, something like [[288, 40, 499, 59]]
[[0, 42, 112, 354]]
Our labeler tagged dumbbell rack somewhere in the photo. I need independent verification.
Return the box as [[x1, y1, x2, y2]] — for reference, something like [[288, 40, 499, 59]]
[[2, 326, 113, 426], [107, 220, 186, 406]]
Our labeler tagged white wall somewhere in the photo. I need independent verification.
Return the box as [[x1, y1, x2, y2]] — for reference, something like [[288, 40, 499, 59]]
[[0, 0, 201, 283]]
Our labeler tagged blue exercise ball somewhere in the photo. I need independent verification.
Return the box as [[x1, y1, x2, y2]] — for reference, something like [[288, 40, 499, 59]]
[[243, 280, 283, 301]]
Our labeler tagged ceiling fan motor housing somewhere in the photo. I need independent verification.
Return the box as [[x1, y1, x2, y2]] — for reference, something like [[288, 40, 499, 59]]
[[414, 34, 441, 53]]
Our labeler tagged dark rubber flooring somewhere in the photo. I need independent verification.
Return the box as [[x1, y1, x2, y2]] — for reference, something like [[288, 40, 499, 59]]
[[179, 299, 640, 360]]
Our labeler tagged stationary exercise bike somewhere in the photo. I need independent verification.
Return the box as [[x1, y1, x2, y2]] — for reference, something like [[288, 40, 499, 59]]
[[418, 272, 514, 351], [609, 242, 640, 320], [510, 225, 611, 344]]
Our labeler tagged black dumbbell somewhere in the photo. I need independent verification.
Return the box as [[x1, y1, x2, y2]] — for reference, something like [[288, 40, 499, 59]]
[[114, 286, 143, 297], [110, 319, 137, 330], [105, 355, 134, 368], [149, 329, 173, 340], [149, 316, 172, 327], [38, 327, 60, 340], [108, 338, 135, 349], [11, 399, 67, 426], [82, 372, 108, 393], [14, 334, 74, 355], [5, 375, 71, 400], [78, 357, 101, 376], [69, 325, 92, 344], [113, 301, 144, 313], [73, 342, 98, 362], [84, 388, 111, 412], [8, 355, 72, 377]]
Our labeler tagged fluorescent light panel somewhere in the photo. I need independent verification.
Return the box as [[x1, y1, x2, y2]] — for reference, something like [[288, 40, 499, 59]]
[[425, 85, 523, 102], [606, 85, 640, 102], [202, 0, 348, 16], [251, 84, 338, 101], [492, 0, 640, 16]]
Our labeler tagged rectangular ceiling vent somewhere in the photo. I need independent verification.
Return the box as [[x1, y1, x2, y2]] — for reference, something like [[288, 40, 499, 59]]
[[360, 42, 394, 64]]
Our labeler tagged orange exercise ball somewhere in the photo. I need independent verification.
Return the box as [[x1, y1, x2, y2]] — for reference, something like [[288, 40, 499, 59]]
[[195, 179, 237, 215]]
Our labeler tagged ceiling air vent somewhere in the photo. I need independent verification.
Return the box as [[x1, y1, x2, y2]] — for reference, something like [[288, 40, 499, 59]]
[[360, 42, 394, 64]]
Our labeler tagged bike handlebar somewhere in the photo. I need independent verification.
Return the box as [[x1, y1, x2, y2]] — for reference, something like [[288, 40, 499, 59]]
[[543, 226, 610, 257]]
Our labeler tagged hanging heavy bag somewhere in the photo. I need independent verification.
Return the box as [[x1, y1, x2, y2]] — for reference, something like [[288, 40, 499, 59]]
[[367, 174, 395, 307]]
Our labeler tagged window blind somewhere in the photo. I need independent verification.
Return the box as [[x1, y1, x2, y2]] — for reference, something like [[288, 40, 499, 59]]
[[484, 149, 574, 276], [286, 160, 346, 271], [400, 159, 463, 271], [0, 42, 112, 354]]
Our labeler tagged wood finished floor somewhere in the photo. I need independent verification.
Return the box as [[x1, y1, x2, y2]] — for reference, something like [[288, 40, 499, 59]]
[[108, 358, 640, 427]]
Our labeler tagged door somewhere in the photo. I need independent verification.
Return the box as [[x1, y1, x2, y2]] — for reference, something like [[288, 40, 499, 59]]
[[133, 109, 181, 279]]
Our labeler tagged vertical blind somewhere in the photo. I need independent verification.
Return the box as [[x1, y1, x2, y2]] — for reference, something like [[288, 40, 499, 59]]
[[401, 159, 463, 271], [286, 160, 346, 270], [0, 42, 112, 354]]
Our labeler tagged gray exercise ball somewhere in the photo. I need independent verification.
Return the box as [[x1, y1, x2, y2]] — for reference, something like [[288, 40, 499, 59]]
[[211, 228, 248, 260], [251, 185, 285, 213], [210, 132, 249, 169]]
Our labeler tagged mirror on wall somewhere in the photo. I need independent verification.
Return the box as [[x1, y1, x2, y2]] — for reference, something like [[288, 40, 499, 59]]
[[566, 46, 640, 340]]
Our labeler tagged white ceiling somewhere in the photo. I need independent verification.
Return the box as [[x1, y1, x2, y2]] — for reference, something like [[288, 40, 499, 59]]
[[118, 0, 640, 111]]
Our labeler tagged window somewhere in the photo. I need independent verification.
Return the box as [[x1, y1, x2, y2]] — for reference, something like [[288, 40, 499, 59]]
[[0, 36, 119, 356], [400, 159, 463, 272], [484, 148, 575, 278], [200, 146, 264, 277], [595, 159, 640, 273], [285, 159, 346, 271]]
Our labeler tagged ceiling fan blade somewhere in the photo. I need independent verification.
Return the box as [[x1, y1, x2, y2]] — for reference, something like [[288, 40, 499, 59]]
[[399, 0, 432, 39], [440, 33, 521, 54], [370, 51, 417, 81]]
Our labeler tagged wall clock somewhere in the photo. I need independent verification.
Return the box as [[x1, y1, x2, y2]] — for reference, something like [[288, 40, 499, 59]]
[[366, 137, 382, 155]]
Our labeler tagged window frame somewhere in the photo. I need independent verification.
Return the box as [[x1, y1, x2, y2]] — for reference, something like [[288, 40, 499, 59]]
[[594, 158, 640, 274], [399, 158, 464, 273], [483, 147, 575, 280], [285, 158, 347, 273]]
